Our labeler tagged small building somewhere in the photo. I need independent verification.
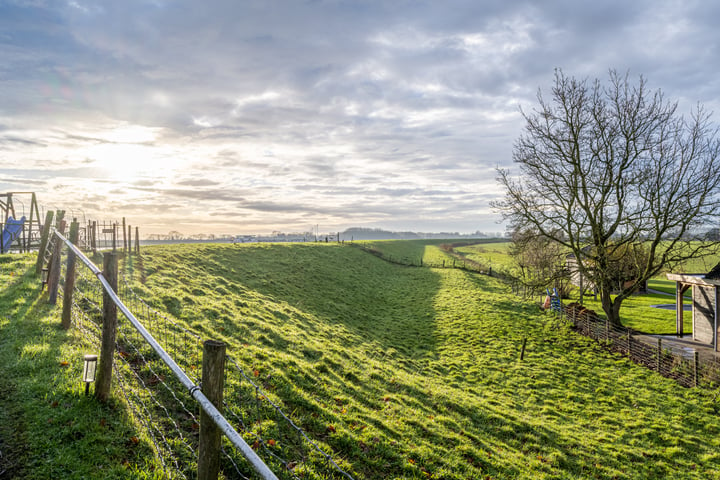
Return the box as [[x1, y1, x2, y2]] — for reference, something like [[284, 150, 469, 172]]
[[666, 263, 720, 351]]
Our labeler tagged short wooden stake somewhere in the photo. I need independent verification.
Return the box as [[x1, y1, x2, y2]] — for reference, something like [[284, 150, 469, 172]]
[[95, 252, 118, 402], [61, 220, 80, 329], [35, 210, 54, 275], [656, 338, 662, 372], [198, 340, 227, 480], [519, 337, 527, 361]]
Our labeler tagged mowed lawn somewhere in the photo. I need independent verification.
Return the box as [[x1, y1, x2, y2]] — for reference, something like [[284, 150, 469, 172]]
[[122, 243, 720, 479]]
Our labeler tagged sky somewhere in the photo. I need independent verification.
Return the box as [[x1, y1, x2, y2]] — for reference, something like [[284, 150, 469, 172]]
[[1, 0, 719, 236]]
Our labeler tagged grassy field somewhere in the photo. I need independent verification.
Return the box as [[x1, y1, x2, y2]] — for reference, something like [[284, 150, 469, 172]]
[[0, 253, 160, 479], [4, 242, 720, 479], [122, 243, 720, 479]]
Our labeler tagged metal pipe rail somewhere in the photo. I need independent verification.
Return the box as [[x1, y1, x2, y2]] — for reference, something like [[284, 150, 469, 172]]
[[53, 229, 279, 480]]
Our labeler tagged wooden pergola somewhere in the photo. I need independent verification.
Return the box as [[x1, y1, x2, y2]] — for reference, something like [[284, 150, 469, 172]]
[[667, 268, 720, 351]]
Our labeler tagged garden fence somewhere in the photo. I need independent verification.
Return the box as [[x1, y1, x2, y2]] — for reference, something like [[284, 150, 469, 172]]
[[557, 303, 720, 388]]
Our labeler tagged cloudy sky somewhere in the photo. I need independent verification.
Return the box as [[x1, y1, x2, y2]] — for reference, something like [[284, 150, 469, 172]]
[[1, 0, 719, 236]]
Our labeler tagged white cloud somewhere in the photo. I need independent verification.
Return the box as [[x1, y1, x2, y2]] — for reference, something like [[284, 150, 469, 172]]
[[1, 0, 718, 234]]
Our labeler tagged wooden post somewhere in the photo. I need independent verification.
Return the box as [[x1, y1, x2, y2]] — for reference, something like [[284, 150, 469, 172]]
[[198, 340, 226, 480], [519, 337, 527, 361], [122, 217, 127, 253], [135, 226, 140, 254], [47, 220, 66, 305], [92, 221, 97, 253], [657, 338, 662, 372], [605, 317, 610, 343], [61, 220, 80, 329], [127, 225, 132, 256], [694, 351, 699, 387], [627, 330, 631, 358], [112, 223, 117, 251], [35, 210, 55, 275], [95, 252, 118, 402]]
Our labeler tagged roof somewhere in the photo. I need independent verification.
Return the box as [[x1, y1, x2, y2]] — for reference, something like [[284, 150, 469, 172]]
[[666, 272, 720, 287], [707, 262, 720, 280]]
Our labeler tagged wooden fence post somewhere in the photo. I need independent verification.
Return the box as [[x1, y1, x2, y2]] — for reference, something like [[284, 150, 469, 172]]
[[92, 221, 98, 253], [35, 210, 55, 275], [694, 351, 699, 387], [47, 220, 67, 305], [627, 330, 631, 358], [61, 220, 80, 329], [95, 252, 118, 402], [135, 226, 140, 254], [127, 225, 132, 256], [198, 340, 227, 480], [605, 317, 609, 343], [656, 338, 662, 372], [122, 217, 127, 253]]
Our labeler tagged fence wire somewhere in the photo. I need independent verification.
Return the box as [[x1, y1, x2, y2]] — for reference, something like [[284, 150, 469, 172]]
[[558, 303, 720, 388], [119, 261, 356, 480]]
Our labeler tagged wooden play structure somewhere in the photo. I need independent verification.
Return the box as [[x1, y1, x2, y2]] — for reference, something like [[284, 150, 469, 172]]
[[0, 192, 43, 253]]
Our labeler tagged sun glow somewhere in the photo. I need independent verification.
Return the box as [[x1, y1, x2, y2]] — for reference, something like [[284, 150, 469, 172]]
[[74, 124, 176, 180]]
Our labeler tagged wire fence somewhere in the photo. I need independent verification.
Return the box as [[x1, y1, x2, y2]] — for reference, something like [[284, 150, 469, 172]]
[[554, 302, 720, 388], [350, 243, 515, 282], [119, 264, 355, 479], [50, 226, 355, 479]]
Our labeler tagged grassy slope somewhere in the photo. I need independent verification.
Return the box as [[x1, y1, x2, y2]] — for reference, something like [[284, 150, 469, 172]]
[[125, 243, 720, 479], [0, 254, 160, 479]]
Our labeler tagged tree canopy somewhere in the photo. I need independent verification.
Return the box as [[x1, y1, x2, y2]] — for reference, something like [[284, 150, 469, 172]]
[[495, 70, 720, 325]]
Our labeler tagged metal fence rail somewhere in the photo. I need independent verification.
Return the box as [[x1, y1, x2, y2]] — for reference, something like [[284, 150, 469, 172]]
[[119, 257, 356, 479], [52, 228, 279, 480]]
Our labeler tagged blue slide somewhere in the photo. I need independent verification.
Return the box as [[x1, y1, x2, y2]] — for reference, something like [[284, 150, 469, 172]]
[[1, 216, 26, 253]]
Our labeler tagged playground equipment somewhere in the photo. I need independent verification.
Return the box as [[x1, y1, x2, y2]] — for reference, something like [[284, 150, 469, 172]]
[[0, 192, 43, 253], [1, 216, 26, 253]]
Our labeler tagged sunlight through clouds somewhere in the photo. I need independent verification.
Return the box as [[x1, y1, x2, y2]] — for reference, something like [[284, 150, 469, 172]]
[[1, 0, 719, 235]]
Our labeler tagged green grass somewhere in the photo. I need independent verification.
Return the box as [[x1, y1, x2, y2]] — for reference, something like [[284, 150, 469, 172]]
[[5, 242, 720, 479], [453, 242, 517, 275], [0, 253, 161, 479], [358, 238, 508, 268], [119, 243, 720, 479], [569, 291, 692, 335]]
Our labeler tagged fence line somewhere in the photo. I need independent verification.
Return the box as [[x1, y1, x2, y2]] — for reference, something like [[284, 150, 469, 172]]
[[52, 228, 279, 480], [120, 260, 356, 479], [554, 302, 720, 388], [53, 227, 357, 479], [350, 243, 515, 282]]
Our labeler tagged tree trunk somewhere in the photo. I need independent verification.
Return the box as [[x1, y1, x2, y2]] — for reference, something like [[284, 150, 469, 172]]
[[600, 286, 623, 326]]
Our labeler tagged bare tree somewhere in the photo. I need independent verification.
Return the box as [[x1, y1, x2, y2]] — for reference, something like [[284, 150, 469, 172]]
[[495, 70, 720, 325], [509, 228, 570, 297]]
